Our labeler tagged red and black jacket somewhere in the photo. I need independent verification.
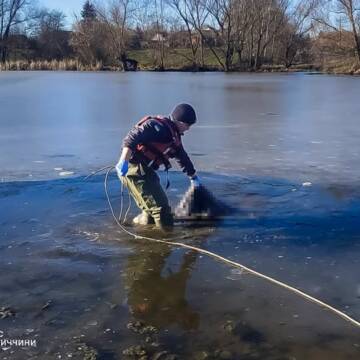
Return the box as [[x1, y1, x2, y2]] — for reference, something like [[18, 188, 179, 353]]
[[122, 116, 196, 177]]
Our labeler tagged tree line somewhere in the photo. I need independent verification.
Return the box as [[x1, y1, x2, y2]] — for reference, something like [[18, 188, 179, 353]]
[[1, 0, 360, 72]]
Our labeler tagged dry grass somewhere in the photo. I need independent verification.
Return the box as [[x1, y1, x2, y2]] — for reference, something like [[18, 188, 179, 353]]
[[321, 58, 360, 75], [0, 59, 104, 71]]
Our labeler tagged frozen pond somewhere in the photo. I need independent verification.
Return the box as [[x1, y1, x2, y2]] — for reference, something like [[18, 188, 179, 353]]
[[0, 72, 359, 359], [1, 71, 360, 184]]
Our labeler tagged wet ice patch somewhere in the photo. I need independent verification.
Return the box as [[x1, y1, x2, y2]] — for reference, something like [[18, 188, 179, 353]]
[[260, 112, 280, 116], [38, 231, 53, 239], [226, 268, 245, 281], [48, 154, 75, 158], [69, 212, 89, 218], [302, 182, 312, 187], [59, 171, 74, 177], [87, 320, 98, 326], [79, 230, 100, 242], [54, 167, 74, 176]]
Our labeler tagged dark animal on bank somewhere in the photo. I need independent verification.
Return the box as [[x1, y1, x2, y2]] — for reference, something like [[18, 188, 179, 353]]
[[119, 54, 138, 71]]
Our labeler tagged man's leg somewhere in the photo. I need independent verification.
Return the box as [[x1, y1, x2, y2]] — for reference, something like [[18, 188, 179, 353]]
[[121, 163, 173, 228]]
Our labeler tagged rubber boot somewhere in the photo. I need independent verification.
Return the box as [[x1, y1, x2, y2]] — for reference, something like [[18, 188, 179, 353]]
[[154, 212, 174, 232], [132, 212, 155, 225]]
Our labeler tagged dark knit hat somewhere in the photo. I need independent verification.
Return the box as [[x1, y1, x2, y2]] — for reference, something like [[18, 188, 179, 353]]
[[170, 103, 197, 125]]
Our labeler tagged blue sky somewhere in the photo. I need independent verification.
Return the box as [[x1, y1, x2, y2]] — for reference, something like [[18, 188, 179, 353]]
[[40, 0, 84, 27]]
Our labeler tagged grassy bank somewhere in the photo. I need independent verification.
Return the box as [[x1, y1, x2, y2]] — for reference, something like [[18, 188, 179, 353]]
[[0, 48, 357, 74], [320, 58, 360, 75], [128, 48, 221, 70], [128, 48, 318, 72]]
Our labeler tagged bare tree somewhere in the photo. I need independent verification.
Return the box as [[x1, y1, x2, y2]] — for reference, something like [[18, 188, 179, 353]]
[[168, 0, 199, 68], [240, 0, 289, 70], [151, 0, 167, 70], [189, 0, 209, 67], [314, 0, 360, 62], [70, 10, 107, 65], [206, 0, 236, 71], [181, 0, 235, 71], [279, 0, 319, 68], [167, 0, 209, 68], [231, 0, 251, 68], [96, 0, 138, 70], [35, 9, 71, 60], [337, 0, 360, 60], [0, 0, 37, 62], [187, 0, 287, 71]]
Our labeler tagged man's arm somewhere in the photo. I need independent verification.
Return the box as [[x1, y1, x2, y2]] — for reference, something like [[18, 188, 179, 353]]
[[119, 147, 133, 162], [174, 146, 201, 187], [174, 145, 196, 178]]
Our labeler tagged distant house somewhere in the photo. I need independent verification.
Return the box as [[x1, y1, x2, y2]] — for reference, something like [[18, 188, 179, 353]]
[[168, 28, 216, 48], [151, 33, 166, 42], [150, 33, 169, 47]]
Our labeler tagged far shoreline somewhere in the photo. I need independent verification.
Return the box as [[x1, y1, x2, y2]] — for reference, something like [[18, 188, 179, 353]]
[[1, 59, 359, 75]]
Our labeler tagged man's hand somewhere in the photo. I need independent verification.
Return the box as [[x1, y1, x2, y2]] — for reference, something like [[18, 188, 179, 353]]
[[190, 175, 201, 188], [116, 147, 133, 179], [116, 159, 129, 178]]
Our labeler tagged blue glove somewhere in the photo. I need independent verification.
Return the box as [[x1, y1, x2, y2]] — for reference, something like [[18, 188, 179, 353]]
[[116, 159, 129, 178], [191, 175, 201, 188]]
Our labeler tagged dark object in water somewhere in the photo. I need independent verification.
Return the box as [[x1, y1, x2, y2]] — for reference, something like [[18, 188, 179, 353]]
[[174, 185, 233, 221]]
